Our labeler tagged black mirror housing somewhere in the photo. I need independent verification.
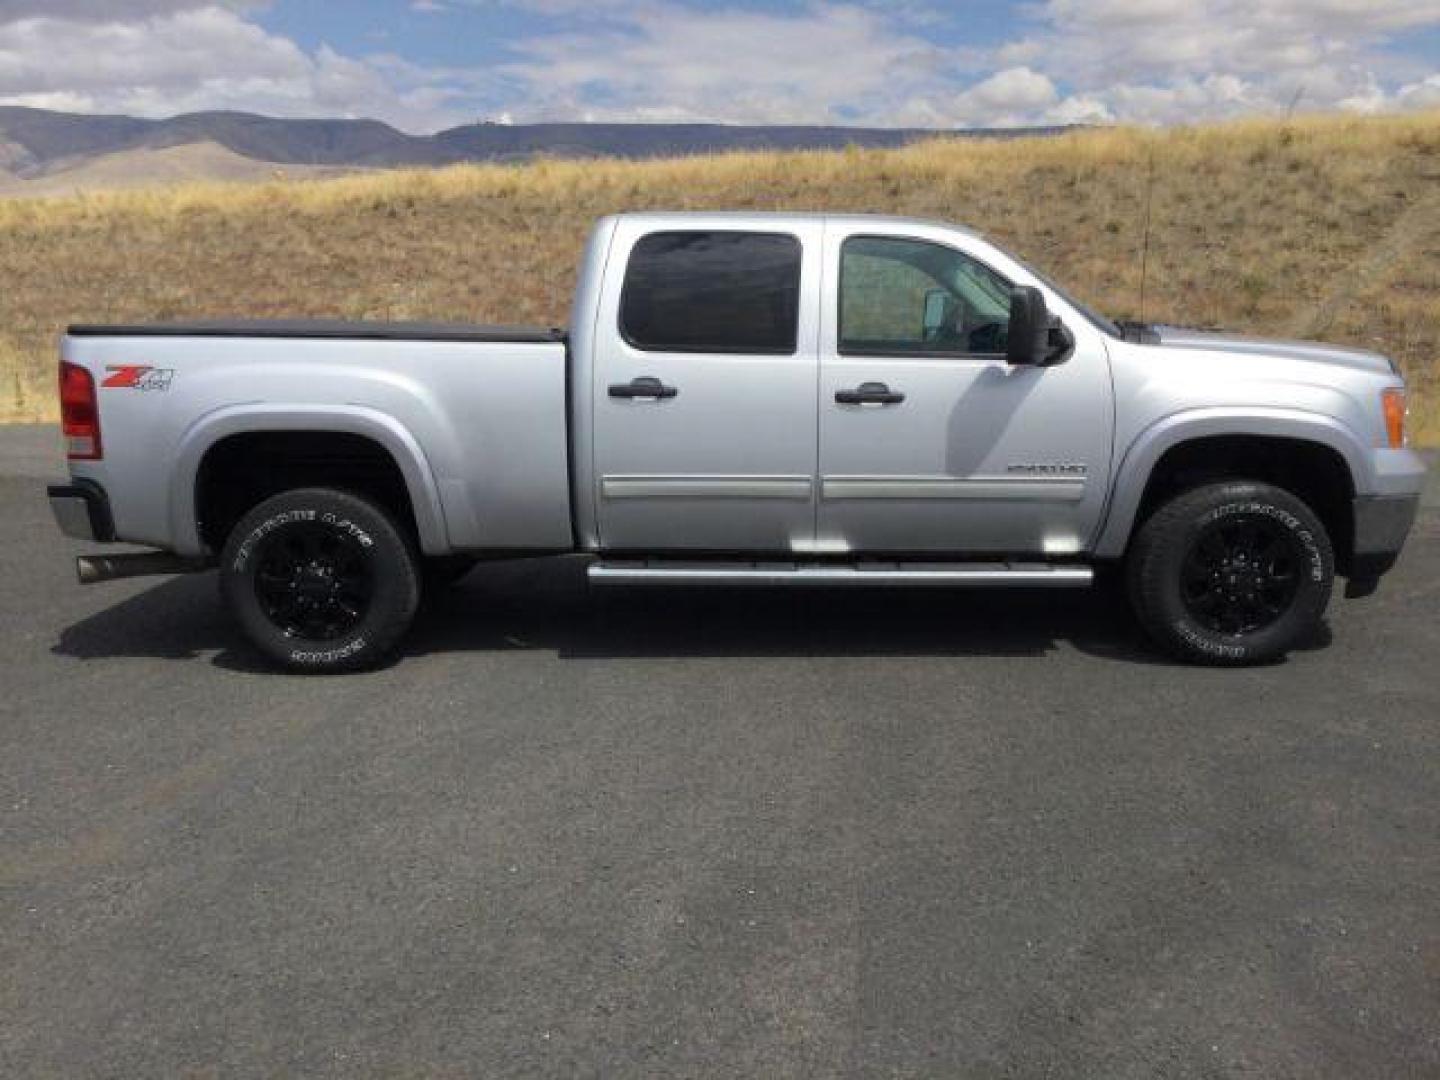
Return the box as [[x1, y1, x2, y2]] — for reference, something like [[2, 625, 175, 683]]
[[1007, 285, 1073, 367], [1007, 286, 1049, 365]]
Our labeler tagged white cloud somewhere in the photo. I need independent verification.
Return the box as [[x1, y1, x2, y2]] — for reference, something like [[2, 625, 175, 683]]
[[1398, 73, 1440, 109], [0, 0, 1435, 133], [0, 5, 485, 131], [951, 67, 1059, 120], [1004, 0, 1440, 123], [498, 4, 957, 125], [481, 0, 1440, 128], [0, 0, 239, 15], [0, 9, 305, 98]]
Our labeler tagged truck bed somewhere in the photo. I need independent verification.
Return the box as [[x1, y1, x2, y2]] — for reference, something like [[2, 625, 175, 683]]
[[62, 320, 575, 555], [67, 320, 566, 344]]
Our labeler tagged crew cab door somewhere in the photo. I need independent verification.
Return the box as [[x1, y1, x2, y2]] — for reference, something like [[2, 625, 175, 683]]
[[591, 220, 822, 551], [816, 223, 1114, 555]]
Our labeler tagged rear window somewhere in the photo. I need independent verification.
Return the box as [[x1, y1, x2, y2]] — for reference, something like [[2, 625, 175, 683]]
[[620, 231, 801, 354]]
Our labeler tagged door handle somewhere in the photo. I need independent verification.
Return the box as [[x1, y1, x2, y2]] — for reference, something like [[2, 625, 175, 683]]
[[835, 381, 904, 405], [609, 376, 678, 400]]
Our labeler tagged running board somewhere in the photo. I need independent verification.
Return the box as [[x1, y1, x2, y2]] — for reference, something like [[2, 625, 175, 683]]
[[587, 560, 1093, 588]]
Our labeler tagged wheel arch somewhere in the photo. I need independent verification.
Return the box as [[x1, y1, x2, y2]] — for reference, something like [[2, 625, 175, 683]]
[[175, 405, 450, 557], [1094, 409, 1369, 566]]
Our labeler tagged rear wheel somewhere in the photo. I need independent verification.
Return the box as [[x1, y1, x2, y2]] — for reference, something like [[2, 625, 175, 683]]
[[220, 487, 420, 672], [1127, 480, 1333, 665]]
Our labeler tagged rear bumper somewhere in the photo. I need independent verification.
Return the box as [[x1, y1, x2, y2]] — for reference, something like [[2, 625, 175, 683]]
[[1348, 492, 1420, 586], [48, 481, 115, 543]]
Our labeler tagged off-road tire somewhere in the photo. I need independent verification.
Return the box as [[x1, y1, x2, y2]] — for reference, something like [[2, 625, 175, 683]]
[[1127, 480, 1334, 666], [220, 487, 420, 673]]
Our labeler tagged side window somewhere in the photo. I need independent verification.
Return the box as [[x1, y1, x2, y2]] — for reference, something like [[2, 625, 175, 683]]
[[839, 236, 1012, 356], [620, 231, 802, 354]]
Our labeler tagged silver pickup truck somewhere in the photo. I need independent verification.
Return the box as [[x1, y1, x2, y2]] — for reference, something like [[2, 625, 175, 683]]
[[48, 211, 1424, 671]]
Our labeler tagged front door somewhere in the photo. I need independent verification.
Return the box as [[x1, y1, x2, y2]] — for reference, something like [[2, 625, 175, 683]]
[[592, 221, 823, 552], [816, 227, 1114, 556]]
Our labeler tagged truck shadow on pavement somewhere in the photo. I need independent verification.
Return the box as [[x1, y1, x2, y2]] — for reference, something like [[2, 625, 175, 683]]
[[52, 556, 1331, 669]]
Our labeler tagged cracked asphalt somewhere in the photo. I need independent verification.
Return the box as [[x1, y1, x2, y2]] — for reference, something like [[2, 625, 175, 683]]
[[3, 424, 1438, 1077]]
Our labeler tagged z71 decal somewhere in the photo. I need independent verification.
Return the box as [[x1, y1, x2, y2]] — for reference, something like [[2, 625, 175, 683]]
[[102, 365, 175, 392]]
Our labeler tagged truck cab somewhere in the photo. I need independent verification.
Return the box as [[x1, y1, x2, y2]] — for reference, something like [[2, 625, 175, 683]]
[[574, 213, 1112, 558]]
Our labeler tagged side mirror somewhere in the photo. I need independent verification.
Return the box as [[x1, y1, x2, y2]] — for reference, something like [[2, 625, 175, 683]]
[[922, 289, 954, 342], [1006, 285, 1073, 367]]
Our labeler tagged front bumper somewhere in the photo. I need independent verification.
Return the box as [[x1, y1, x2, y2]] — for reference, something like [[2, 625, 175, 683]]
[[47, 480, 115, 542], [1348, 492, 1420, 588]]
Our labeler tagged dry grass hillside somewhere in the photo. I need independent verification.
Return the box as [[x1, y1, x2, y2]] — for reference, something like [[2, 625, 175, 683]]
[[1, 112, 1437, 440], [0, 141, 357, 198]]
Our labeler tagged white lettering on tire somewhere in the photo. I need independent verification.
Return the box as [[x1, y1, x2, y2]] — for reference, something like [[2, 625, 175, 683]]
[[231, 509, 317, 571], [231, 509, 375, 572], [1198, 500, 1325, 582], [1173, 621, 1248, 659], [320, 513, 375, 547], [290, 637, 367, 665]]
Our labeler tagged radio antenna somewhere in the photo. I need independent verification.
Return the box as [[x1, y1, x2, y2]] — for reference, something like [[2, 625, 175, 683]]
[[1285, 84, 1305, 121], [1138, 148, 1156, 326]]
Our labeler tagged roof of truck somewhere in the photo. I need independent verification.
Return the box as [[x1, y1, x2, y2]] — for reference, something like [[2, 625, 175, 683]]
[[609, 210, 980, 237]]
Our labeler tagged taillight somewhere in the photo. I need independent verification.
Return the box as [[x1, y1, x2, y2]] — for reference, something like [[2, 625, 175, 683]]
[[59, 361, 101, 460], [1381, 388, 1407, 449]]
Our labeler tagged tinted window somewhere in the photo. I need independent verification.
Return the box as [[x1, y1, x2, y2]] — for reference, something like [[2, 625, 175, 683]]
[[839, 236, 1012, 356], [621, 231, 801, 353]]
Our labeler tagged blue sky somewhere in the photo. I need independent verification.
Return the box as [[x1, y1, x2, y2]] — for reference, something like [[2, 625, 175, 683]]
[[1, 1, 1437, 132]]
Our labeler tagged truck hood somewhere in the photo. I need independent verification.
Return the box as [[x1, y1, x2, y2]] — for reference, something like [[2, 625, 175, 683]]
[[1151, 326, 1396, 377]]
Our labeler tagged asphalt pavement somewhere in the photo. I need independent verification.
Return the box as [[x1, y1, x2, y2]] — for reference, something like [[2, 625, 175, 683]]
[[3, 424, 1438, 1078]]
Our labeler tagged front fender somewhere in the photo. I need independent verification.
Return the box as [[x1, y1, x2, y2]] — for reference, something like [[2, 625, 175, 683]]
[[169, 403, 450, 557], [1092, 407, 1373, 558]]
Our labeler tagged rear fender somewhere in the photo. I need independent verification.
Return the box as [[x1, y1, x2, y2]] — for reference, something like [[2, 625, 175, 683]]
[[171, 404, 449, 557]]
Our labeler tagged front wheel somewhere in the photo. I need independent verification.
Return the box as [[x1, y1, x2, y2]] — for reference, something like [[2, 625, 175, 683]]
[[1126, 481, 1334, 665], [220, 488, 420, 673]]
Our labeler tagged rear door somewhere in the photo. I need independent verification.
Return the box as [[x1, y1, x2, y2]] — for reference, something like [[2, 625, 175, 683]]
[[591, 219, 822, 552]]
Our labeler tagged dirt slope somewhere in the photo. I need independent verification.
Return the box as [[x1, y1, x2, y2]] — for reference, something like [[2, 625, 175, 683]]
[[1, 113, 1436, 440], [0, 141, 358, 197]]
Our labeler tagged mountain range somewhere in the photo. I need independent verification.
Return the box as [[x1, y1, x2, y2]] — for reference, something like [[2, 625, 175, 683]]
[[0, 106, 1071, 194]]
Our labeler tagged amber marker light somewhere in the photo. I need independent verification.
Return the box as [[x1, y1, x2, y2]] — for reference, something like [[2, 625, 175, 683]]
[[1381, 388, 1407, 448]]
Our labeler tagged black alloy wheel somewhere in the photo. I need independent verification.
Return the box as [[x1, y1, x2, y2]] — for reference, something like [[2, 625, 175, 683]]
[[252, 518, 374, 641], [1178, 512, 1303, 636]]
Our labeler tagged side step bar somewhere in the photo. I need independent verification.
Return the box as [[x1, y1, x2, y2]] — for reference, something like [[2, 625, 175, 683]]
[[588, 560, 1093, 588]]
